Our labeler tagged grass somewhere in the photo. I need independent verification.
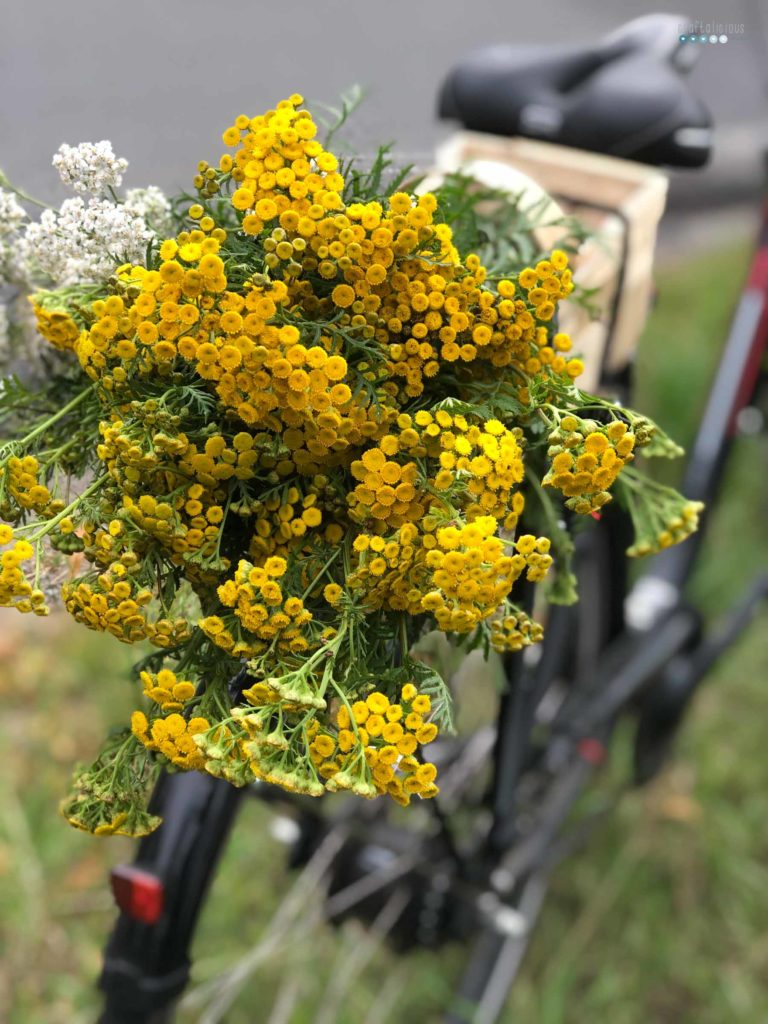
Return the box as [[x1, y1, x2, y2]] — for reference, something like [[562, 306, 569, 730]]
[[1, 236, 767, 1023]]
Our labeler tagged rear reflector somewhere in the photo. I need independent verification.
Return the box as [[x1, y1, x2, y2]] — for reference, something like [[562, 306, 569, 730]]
[[578, 737, 607, 766], [110, 865, 165, 924]]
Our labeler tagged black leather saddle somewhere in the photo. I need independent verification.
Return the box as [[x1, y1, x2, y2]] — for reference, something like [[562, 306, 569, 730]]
[[438, 14, 712, 167]]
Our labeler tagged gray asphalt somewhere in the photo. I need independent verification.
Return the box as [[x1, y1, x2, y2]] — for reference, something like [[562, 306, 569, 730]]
[[1, 0, 766, 207]]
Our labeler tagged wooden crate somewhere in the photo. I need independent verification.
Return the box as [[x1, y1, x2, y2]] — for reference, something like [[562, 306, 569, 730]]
[[431, 132, 669, 392]]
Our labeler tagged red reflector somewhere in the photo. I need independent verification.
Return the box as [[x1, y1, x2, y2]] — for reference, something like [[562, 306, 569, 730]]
[[110, 865, 165, 924], [578, 737, 607, 766]]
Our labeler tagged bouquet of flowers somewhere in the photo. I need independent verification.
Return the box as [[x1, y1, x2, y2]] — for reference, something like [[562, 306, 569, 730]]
[[0, 95, 701, 836]]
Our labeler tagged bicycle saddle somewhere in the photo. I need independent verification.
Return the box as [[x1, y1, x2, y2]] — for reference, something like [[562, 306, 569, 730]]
[[438, 14, 712, 167]]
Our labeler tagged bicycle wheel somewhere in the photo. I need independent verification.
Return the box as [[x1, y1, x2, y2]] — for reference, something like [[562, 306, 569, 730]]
[[96, 516, 628, 1024]]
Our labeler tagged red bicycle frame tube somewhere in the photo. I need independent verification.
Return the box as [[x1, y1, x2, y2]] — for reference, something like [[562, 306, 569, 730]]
[[651, 193, 768, 589]]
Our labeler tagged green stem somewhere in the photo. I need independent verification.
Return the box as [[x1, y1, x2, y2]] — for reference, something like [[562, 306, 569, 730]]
[[328, 675, 366, 752], [526, 466, 564, 538], [106, 735, 136, 792], [317, 654, 337, 700], [37, 436, 81, 462], [0, 171, 51, 211], [174, 628, 204, 675], [3, 388, 92, 452], [536, 405, 557, 430], [25, 474, 107, 541], [399, 613, 409, 662], [303, 617, 347, 673], [300, 546, 342, 602]]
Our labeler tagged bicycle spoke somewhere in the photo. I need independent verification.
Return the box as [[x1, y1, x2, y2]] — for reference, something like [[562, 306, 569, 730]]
[[362, 964, 410, 1024], [183, 825, 348, 1022], [312, 888, 410, 1024], [473, 873, 549, 1024], [448, 870, 549, 1024], [324, 851, 420, 920], [265, 975, 304, 1024], [183, 827, 420, 1022]]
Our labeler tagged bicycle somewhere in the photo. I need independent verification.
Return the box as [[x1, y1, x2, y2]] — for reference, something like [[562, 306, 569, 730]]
[[97, 15, 768, 1023]]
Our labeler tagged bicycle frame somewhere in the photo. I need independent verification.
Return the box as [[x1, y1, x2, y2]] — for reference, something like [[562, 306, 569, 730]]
[[491, 179, 768, 819], [482, 177, 768, 857], [446, 180, 768, 1024]]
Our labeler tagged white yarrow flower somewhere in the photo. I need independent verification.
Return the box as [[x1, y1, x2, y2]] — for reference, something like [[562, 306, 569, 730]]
[[0, 188, 27, 237], [0, 240, 17, 284], [124, 186, 174, 236], [21, 196, 153, 285], [53, 140, 128, 195], [0, 302, 9, 357]]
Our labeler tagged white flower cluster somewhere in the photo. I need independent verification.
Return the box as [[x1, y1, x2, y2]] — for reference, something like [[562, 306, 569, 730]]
[[0, 302, 9, 357], [0, 191, 23, 285], [124, 185, 174, 237], [21, 196, 153, 286], [0, 188, 27, 237], [0, 242, 18, 285], [53, 140, 128, 195], [0, 140, 175, 365]]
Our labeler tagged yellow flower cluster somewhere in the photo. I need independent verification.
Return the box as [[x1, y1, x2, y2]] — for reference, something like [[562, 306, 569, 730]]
[[427, 413, 526, 527], [348, 441, 424, 529], [310, 684, 439, 805], [490, 606, 545, 652], [0, 525, 48, 614], [62, 561, 191, 646], [348, 410, 526, 533], [544, 416, 638, 513], [0, 454, 53, 516], [351, 515, 550, 634], [626, 497, 705, 558], [381, 253, 574, 397], [80, 520, 137, 568], [81, 246, 393, 478], [517, 253, 573, 322], [123, 488, 223, 560], [247, 481, 343, 561], [176, 431, 259, 487], [95, 419, 230, 566], [188, 677, 330, 791], [62, 777, 161, 838], [5, 95, 699, 837], [75, 247, 225, 384], [199, 556, 313, 657], [140, 668, 197, 712], [212, 725, 256, 784], [131, 709, 210, 770], [31, 302, 80, 351], [95, 417, 171, 493], [97, 415, 253, 492], [199, 715, 279, 788], [217, 98, 578, 402], [222, 96, 345, 222]]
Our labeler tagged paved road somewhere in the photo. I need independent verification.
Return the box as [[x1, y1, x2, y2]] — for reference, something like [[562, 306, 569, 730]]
[[1, 0, 765, 206]]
